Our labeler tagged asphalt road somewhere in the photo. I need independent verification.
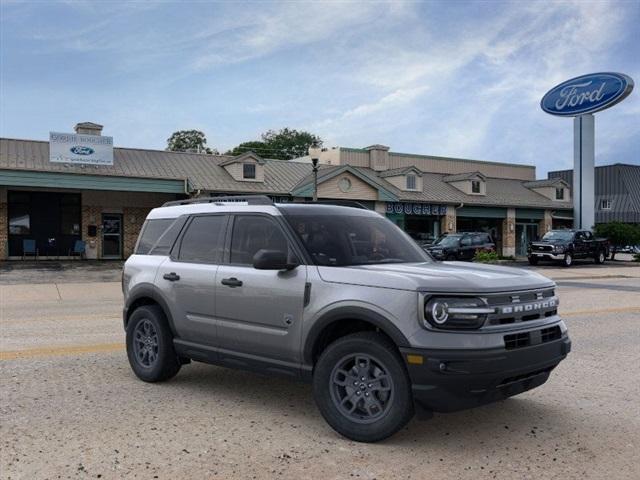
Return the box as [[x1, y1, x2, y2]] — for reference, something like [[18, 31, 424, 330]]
[[1, 263, 639, 479]]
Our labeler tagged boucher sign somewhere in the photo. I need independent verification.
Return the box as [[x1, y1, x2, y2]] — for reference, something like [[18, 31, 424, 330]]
[[49, 132, 114, 166], [540, 72, 633, 117], [386, 203, 447, 216]]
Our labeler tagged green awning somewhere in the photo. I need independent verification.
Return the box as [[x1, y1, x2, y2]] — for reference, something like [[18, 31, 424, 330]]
[[0, 169, 186, 194], [457, 206, 507, 218]]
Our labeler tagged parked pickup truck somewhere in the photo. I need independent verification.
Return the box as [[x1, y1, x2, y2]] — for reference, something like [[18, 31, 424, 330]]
[[528, 230, 609, 267]]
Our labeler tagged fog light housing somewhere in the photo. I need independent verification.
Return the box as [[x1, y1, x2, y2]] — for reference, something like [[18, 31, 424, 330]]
[[424, 297, 494, 330]]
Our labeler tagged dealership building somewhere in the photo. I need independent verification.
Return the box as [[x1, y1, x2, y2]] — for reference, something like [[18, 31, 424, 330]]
[[1, 122, 577, 261]]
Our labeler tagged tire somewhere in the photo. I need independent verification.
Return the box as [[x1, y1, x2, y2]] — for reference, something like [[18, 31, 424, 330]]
[[126, 305, 181, 383], [594, 250, 606, 264], [312, 332, 414, 442], [528, 256, 539, 265], [446, 254, 457, 261], [562, 253, 573, 267]]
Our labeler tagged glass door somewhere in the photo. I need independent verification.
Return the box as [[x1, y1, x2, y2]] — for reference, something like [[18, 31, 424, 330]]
[[516, 223, 539, 257], [102, 213, 122, 259]]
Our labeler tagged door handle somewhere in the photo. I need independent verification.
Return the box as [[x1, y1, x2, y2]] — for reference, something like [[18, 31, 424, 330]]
[[163, 272, 180, 281], [221, 277, 243, 288]]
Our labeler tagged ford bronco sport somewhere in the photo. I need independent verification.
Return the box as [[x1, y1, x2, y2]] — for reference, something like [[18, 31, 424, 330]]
[[123, 196, 570, 442]]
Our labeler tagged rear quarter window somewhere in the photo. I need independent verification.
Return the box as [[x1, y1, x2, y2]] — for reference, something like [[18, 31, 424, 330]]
[[135, 218, 176, 255]]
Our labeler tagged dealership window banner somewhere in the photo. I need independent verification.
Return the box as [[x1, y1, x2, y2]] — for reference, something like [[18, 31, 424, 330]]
[[49, 132, 114, 166], [386, 202, 447, 216]]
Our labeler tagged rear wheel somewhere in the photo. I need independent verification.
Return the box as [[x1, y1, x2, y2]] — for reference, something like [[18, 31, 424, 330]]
[[562, 253, 573, 267], [313, 332, 414, 442], [126, 305, 181, 382]]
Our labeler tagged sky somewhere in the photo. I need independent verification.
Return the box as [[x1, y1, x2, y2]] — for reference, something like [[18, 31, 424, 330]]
[[1, 0, 638, 177]]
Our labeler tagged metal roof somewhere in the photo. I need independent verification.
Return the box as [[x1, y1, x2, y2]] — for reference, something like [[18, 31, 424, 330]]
[[443, 171, 486, 182], [1, 137, 573, 210]]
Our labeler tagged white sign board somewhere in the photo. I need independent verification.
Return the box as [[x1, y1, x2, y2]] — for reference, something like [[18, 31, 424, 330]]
[[49, 132, 114, 166]]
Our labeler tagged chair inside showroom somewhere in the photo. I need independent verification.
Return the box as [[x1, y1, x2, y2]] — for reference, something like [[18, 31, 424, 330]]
[[69, 240, 86, 260], [22, 239, 38, 261]]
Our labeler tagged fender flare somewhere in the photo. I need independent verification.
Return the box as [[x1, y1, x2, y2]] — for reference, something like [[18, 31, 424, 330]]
[[302, 306, 411, 365], [124, 283, 178, 336]]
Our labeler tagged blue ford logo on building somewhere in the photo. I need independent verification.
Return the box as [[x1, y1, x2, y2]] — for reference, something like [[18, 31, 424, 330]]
[[541, 72, 634, 116], [70, 146, 95, 155]]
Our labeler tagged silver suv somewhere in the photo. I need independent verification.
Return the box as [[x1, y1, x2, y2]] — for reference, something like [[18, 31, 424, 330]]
[[123, 196, 570, 442]]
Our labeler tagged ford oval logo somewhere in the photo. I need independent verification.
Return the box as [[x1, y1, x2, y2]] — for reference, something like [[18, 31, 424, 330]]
[[541, 72, 633, 116], [70, 146, 95, 155]]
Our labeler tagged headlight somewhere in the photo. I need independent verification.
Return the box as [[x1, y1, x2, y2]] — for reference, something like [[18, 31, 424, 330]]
[[555, 245, 565, 253], [424, 297, 494, 329]]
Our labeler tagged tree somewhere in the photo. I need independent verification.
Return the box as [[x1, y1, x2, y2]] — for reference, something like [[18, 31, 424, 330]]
[[166, 130, 217, 154], [593, 222, 640, 260], [225, 141, 268, 157], [226, 128, 322, 160]]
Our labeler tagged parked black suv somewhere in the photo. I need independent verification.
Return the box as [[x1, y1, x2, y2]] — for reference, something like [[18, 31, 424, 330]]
[[426, 232, 496, 261]]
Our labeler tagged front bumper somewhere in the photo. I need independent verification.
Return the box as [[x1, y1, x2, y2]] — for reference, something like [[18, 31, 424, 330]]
[[400, 334, 571, 413], [529, 251, 564, 260]]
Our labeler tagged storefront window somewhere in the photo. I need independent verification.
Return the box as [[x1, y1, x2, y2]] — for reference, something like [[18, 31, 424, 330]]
[[8, 192, 30, 234]]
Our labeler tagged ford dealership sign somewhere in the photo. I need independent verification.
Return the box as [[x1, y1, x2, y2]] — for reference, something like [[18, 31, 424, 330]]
[[541, 72, 634, 116], [50, 132, 113, 165]]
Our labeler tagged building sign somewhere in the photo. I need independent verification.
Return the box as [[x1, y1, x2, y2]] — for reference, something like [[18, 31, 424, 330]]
[[49, 132, 114, 165], [540, 72, 634, 117], [386, 202, 447, 216]]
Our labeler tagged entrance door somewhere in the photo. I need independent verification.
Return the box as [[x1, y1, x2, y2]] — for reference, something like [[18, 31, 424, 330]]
[[516, 223, 539, 257], [102, 214, 123, 259]]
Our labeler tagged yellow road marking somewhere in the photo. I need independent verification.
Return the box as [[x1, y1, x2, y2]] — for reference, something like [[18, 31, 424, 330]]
[[560, 306, 640, 317], [0, 343, 124, 361]]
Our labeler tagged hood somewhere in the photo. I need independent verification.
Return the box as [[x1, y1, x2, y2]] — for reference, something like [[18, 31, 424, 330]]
[[317, 261, 554, 293]]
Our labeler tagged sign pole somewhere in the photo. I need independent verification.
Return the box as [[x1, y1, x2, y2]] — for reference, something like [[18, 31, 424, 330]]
[[572, 114, 595, 229]]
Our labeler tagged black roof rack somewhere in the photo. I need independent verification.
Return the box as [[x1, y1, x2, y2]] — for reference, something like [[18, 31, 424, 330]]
[[162, 195, 274, 207], [300, 200, 369, 210]]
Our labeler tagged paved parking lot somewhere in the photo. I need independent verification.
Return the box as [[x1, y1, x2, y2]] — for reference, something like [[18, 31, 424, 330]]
[[1, 261, 639, 479]]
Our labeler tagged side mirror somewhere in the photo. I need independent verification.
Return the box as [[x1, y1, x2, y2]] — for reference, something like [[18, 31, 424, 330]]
[[252, 249, 298, 270]]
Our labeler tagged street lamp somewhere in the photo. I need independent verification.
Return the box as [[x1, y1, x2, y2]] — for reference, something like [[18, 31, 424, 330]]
[[308, 143, 321, 202]]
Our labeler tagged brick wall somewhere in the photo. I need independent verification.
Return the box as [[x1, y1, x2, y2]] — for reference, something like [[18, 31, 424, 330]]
[[0, 200, 7, 261], [123, 207, 151, 258], [501, 208, 516, 257], [440, 205, 457, 233]]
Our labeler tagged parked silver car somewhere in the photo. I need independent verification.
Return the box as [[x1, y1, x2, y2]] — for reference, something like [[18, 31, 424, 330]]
[[122, 196, 570, 442]]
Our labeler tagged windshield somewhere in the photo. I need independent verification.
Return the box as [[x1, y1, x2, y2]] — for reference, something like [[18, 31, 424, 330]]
[[432, 235, 461, 247], [283, 213, 430, 266], [542, 231, 574, 241]]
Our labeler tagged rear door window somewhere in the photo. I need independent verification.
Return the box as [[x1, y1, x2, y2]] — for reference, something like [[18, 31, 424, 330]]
[[177, 215, 227, 263], [136, 219, 175, 254]]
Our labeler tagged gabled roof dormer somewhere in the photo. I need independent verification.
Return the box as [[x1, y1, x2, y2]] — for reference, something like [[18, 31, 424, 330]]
[[219, 151, 265, 182], [443, 171, 486, 196], [379, 166, 423, 191], [523, 178, 571, 202]]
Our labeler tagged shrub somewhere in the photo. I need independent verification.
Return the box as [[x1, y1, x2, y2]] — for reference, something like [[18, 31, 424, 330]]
[[593, 222, 640, 260], [473, 250, 500, 263]]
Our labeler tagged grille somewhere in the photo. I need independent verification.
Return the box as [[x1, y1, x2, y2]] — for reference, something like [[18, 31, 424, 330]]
[[533, 244, 553, 252], [504, 326, 562, 350], [484, 288, 557, 326], [498, 366, 555, 387]]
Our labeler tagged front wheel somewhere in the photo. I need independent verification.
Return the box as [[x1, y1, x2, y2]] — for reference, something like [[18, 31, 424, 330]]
[[562, 253, 573, 267], [126, 305, 181, 382], [528, 256, 539, 265], [313, 332, 414, 442], [595, 250, 606, 264]]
